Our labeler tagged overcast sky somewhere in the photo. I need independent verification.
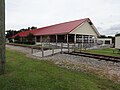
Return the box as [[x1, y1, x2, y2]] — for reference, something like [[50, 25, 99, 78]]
[[6, 0, 120, 36]]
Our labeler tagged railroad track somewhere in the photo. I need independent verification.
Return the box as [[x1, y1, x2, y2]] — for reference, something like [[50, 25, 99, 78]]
[[64, 51, 120, 63]]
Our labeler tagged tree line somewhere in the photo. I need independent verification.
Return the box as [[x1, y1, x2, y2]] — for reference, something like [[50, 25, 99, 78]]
[[6, 26, 37, 38], [6, 26, 37, 45]]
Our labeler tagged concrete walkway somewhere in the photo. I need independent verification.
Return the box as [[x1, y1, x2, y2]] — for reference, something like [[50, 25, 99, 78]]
[[32, 49, 68, 57]]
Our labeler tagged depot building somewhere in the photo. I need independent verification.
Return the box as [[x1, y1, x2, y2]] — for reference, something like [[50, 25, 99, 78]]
[[12, 18, 100, 45]]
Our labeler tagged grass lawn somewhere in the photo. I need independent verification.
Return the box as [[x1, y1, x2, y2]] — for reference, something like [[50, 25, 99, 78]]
[[83, 48, 120, 57], [0, 49, 120, 90]]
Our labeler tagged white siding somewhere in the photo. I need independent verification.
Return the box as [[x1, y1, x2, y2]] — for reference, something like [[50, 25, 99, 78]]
[[115, 36, 120, 49], [70, 21, 98, 37]]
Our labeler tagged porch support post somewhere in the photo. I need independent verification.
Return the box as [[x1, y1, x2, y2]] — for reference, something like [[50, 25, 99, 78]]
[[56, 35, 58, 46], [67, 34, 69, 52], [67, 34, 69, 44], [88, 35, 90, 43], [88, 35, 90, 47], [35, 36, 37, 44], [110, 39, 112, 44], [39, 36, 41, 42], [74, 34, 76, 43], [103, 40, 105, 45], [40, 36, 43, 44]]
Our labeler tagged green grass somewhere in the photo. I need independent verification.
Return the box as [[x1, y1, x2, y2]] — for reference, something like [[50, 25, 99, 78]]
[[0, 49, 120, 90], [83, 48, 120, 57]]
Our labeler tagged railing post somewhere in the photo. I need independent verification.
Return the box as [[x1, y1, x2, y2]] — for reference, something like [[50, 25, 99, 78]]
[[82, 35, 84, 49], [68, 43, 70, 53], [41, 44, 44, 57], [60, 43, 63, 54], [31, 46, 33, 54], [52, 45, 54, 55], [74, 43, 76, 52]]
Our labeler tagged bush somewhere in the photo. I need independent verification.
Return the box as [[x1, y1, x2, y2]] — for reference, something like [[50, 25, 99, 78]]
[[23, 41, 35, 45], [14, 41, 35, 45]]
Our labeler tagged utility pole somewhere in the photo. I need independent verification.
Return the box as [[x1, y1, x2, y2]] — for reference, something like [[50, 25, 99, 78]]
[[0, 0, 5, 74]]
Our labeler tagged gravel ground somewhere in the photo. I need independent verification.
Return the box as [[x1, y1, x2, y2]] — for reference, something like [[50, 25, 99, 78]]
[[6, 45, 32, 54], [6, 45, 120, 83]]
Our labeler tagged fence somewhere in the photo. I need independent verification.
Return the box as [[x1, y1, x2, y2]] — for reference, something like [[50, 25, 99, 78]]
[[31, 42, 98, 57]]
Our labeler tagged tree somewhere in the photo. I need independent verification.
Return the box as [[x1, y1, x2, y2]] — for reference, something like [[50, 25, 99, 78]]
[[115, 33, 120, 36], [28, 27, 31, 30], [26, 33, 35, 44], [99, 35, 106, 38], [6, 30, 19, 38], [14, 35, 21, 41], [0, 0, 5, 74], [31, 26, 37, 30]]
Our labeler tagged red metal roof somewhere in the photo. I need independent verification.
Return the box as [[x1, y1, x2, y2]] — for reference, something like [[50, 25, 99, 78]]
[[12, 18, 88, 38]]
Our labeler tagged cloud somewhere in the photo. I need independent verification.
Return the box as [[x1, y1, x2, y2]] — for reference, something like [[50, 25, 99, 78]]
[[100, 24, 120, 36], [108, 24, 120, 30], [5, 0, 120, 36]]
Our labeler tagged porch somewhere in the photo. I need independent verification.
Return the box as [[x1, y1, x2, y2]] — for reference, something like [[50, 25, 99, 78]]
[[35, 34, 97, 49]]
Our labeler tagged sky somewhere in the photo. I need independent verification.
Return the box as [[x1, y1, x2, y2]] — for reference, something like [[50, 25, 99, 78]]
[[6, 0, 120, 36]]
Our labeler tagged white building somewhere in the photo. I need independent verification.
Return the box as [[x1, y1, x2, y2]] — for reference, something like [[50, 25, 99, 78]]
[[97, 38, 112, 45], [12, 18, 100, 48], [115, 35, 120, 49]]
